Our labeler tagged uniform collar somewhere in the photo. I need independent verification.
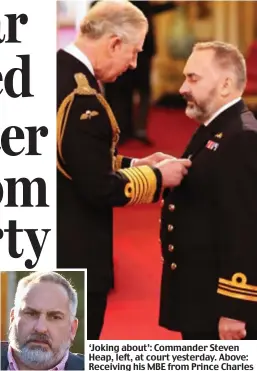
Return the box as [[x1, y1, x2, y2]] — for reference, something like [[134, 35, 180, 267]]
[[64, 43, 95, 77], [204, 97, 242, 127]]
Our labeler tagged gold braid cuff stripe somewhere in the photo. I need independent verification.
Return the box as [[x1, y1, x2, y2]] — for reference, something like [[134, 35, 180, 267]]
[[118, 166, 157, 205], [217, 289, 257, 302], [217, 273, 257, 302], [57, 73, 120, 180]]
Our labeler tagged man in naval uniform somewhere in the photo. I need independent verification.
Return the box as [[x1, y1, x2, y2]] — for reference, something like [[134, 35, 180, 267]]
[[57, 1, 191, 340], [159, 41, 257, 340]]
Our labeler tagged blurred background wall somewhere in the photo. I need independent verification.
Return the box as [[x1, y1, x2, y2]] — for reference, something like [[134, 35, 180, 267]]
[[56, 0, 257, 110]]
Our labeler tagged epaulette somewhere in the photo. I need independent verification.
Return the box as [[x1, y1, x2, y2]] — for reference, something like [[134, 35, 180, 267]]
[[57, 73, 120, 180]]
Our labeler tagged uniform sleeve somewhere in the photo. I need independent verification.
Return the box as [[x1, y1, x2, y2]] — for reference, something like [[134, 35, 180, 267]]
[[215, 130, 257, 323], [58, 94, 162, 208], [114, 153, 133, 169]]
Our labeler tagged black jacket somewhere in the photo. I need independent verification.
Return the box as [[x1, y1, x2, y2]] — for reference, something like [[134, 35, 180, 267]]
[[0, 342, 84, 370], [159, 100, 257, 332], [57, 50, 162, 292]]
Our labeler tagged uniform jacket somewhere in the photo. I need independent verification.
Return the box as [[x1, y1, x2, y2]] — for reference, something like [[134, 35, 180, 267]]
[[57, 50, 162, 292], [0, 342, 84, 370], [159, 100, 257, 332]]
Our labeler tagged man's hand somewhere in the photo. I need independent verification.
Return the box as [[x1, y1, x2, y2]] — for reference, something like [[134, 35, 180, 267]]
[[155, 158, 191, 188], [133, 152, 175, 167], [219, 317, 247, 340]]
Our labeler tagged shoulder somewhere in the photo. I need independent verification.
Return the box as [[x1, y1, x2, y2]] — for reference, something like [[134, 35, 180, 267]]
[[218, 130, 257, 164], [1, 341, 8, 352], [65, 351, 84, 370], [1, 342, 9, 371], [241, 109, 257, 133], [216, 129, 257, 176], [225, 128, 257, 148], [70, 351, 84, 360], [221, 104, 257, 152]]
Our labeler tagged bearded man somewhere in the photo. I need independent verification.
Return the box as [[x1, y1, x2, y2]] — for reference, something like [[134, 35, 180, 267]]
[[159, 41, 257, 340], [1, 272, 84, 370]]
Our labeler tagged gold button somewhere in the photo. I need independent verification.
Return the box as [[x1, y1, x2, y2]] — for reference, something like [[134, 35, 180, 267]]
[[167, 224, 174, 232], [158, 238, 161, 244], [161, 256, 164, 263], [171, 263, 177, 270], [158, 218, 161, 224], [168, 204, 175, 211], [160, 199, 164, 207], [168, 244, 174, 252]]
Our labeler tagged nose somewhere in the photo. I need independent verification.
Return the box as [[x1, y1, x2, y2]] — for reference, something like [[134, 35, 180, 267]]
[[129, 55, 137, 70], [33, 315, 48, 333], [179, 80, 189, 96], [129, 61, 137, 70]]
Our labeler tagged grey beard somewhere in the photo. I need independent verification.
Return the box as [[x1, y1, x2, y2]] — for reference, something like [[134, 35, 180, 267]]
[[9, 324, 70, 370], [185, 103, 210, 122], [17, 347, 57, 369]]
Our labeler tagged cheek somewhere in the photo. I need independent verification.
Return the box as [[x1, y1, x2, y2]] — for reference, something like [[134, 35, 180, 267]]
[[122, 51, 132, 65], [16, 318, 32, 342], [50, 324, 71, 345], [119, 55, 128, 67], [192, 84, 209, 101], [203, 81, 217, 95]]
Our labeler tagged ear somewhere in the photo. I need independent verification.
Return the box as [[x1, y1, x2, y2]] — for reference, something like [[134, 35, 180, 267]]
[[221, 77, 233, 97], [108, 35, 122, 54], [10, 307, 15, 324], [70, 318, 78, 341]]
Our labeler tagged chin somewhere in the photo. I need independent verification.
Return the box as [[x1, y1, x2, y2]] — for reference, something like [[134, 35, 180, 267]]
[[185, 107, 196, 119], [103, 76, 117, 83], [185, 107, 202, 122]]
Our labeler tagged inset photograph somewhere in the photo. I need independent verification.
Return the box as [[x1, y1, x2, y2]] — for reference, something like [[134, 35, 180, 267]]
[[0, 270, 85, 370]]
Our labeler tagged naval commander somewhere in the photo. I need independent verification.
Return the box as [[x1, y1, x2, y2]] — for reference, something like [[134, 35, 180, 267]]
[[159, 41, 257, 340]]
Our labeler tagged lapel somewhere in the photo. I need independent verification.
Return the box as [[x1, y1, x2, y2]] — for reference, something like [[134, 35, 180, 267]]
[[182, 124, 210, 159], [64, 352, 84, 370], [182, 99, 247, 160]]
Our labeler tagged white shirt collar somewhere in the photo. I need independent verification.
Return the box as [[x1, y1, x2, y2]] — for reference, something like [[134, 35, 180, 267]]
[[64, 43, 95, 76], [204, 97, 242, 126]]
